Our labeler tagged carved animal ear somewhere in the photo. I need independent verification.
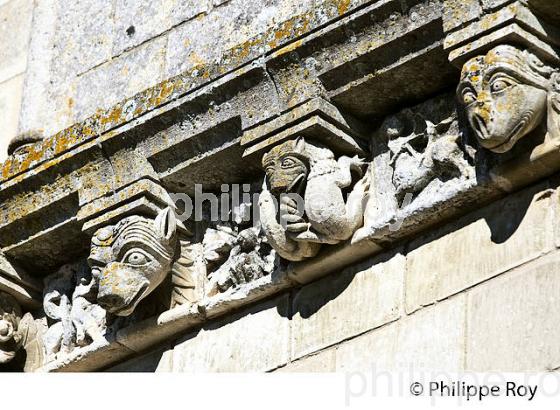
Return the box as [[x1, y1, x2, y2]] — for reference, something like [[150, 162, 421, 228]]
[[294, 136, 306, 153], [155, 207, 177, 242]]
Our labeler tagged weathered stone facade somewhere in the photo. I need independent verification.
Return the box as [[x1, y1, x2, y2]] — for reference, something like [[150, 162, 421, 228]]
[[1, 0, 559, 372]]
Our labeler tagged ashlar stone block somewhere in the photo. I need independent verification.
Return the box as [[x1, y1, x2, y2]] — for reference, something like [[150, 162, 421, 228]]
[[50, 0, 115, 81], [405, 182, 555, 313], [74, 37, 166, 123], [291, 251, 404, 360], [467, 256, 560, 371], [276, 349, 336, 372], [0, 0, 33, 83], [0, 74, 24, 161], [336, 295, 466, 372], [113, 0, 210, 56], [171, 295, 290, 372]]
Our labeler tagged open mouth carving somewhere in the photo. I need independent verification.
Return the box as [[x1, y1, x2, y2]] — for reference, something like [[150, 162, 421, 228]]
[[111, 282, 149, 316], [490, 114, 531, 153]]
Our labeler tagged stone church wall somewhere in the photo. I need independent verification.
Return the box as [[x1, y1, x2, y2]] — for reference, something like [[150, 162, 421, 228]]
[[1, 0, 559, 373]]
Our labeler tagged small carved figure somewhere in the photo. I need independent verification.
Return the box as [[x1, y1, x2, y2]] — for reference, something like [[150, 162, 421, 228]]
[[43, 266, 76, 360], [388, 113, 474, 201], [71, 267, 106, 347], [203, 223, 275, 295], [457, 44, 560, 153], [89, 207, 199, 316], [42, 263, 107, 361], [0, 292, 23, 364], [258, 137, 369, 261]]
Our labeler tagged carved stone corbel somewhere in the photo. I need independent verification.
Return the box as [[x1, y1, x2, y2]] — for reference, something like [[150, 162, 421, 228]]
[[457, 44, 559, 154], [241, 98, 369, 262], [88, 207, 202, 316]]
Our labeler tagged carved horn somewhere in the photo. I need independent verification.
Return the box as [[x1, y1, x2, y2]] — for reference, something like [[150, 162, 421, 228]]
[[155, 207, 177, 242]]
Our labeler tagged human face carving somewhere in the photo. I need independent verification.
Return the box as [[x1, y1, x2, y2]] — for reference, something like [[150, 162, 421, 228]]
[[262, 139, 308, 195], [458, 46, 548, 153]]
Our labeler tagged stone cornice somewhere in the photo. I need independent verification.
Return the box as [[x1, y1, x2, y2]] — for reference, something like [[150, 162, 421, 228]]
[[2, 0, 560, 371]]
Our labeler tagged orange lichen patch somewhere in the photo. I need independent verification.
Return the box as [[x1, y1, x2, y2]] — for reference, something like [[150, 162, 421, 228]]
[[0, 2, 355, 185], [101, 106, 123, 126], [147, 80, 176, 107], [336, 0, 352, 15]]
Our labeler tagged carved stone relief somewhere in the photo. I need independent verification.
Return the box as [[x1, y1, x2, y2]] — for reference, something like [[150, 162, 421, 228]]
[[458, 44, 560, 153], [387, 112, 475, 203], [43, 263, 106, 361], [0, 292, 44, 371], [356, 94, 478, 242], [203, 222, 275, 295], [0, 292, 23, 364], [88, 207, 201, 317], [258, 137, 369, 261]]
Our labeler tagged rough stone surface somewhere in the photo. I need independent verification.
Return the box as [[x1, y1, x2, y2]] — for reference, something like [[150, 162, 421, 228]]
[[17, 0, 65, 136], [107, 346, 173, 372], [291, 251, 404, 360], [0, 74, 24, 162], [113, 0, 210, 56], [165, 0, 370, 78], [50, 0, 114, 81], [74, 37, 166, 123], [467, 255, 560, 371], [405, 182, 554, 313], [481, 0, 517, 11], [0, 0, 32, 83], [443, 0, 482, 32]]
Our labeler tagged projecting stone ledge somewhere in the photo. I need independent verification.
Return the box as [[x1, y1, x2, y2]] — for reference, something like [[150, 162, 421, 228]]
[[2, 0, 560, 372]]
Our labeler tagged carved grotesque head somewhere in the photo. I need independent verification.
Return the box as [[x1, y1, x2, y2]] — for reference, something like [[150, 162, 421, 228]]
[[88, 208, 179, 316], [0, 293, 22, 364], [458, 45, 559, 153], [262, 137, 309, 195]]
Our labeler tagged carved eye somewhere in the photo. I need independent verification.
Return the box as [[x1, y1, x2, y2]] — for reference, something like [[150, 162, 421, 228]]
[[489, 75, 516, 94], [281, 157, 296, 168], [462, 90, 477, 106], [491, 79, 509, 93], [123, 251, 149, 266]]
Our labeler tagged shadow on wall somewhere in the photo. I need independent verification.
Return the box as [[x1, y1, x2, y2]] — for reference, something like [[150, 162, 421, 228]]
[[282, 175, 552, 320], [103, 174, 555, 372], [406, 176, 552, 251], [285, 248, 402, 320], [105, 344, 173, 372]]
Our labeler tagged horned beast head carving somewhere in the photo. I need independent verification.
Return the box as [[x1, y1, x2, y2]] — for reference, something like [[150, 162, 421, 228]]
[[88, 208, 196, 316], [458, 45, 560, 153]]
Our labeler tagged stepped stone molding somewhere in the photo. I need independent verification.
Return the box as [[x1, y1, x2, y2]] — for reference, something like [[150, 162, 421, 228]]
[[0, 0, 559, 371]]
